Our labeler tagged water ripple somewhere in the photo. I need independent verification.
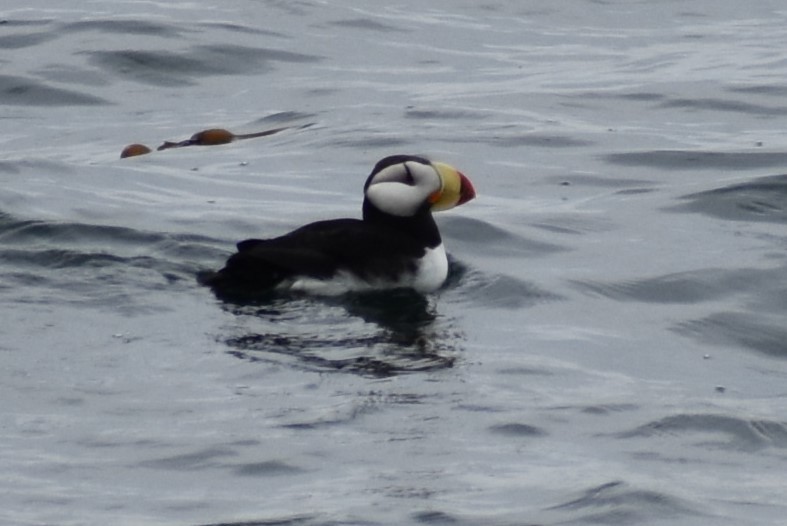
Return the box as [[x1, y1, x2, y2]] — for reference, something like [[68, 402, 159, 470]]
[[657, 97, 787, 116], [571, 267, 767, 304], [0, 74, 109, 106], [548, 480, 703, 524], [605, 151, 787, 171], [441, 216, 566, 258], [615, 413, 787, 451], [220, 291, 461, 377], [670, 173, 787, 223], [87, 45, 322, 86], [675, 312, 787, 358], [61, 18, 189, 37], [0, 211, 223, 309]]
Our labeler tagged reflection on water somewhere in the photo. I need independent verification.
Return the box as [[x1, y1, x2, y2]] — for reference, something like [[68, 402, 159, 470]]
[[219, 288, 460, 377]]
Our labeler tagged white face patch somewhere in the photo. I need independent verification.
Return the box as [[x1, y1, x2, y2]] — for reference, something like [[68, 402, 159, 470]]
[[366, 161, 442, 217]]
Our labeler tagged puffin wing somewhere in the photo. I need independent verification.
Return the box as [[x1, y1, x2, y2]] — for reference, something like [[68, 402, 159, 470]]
[[207, 219, 425, 296]]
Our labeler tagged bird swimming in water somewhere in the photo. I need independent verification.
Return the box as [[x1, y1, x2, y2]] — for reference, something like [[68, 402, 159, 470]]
[[200, 155, 476, 299]]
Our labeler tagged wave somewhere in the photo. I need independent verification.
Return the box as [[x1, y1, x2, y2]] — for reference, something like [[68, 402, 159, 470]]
[[675, 312, 787, 358], [605, 151, 787, 171], [0, 210, 224, 311], [548, 480, 704, 524], [671, 173, 787, 224], [0, 74, 109, 106], [571, 266, 778, 304], [615, 413, 787, 451]]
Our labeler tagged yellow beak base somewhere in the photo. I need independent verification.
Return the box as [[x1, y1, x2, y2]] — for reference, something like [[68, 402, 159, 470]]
[[429, 162, 476, 211]]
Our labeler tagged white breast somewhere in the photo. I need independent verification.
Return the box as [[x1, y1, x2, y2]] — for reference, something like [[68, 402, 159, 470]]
[[281, 243, 449, 295], [412, 243, 448, 292]]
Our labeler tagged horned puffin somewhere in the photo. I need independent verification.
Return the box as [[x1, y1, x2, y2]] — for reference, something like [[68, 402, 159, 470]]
[[200, 155, 476, 299]]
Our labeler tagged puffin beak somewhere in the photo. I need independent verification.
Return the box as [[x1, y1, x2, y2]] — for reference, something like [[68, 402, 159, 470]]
[[429, 162, 477, 211]]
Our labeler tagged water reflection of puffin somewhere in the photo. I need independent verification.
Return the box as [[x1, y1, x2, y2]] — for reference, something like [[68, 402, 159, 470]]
[[200, 155, 476, 300], [222, 289, 460, 377]]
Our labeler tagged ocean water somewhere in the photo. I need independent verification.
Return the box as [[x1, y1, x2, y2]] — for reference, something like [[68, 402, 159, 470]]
[[2, 1, 787, 525]]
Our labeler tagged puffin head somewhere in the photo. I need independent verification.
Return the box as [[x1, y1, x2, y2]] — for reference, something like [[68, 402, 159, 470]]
[[363, 155, 476, 217]]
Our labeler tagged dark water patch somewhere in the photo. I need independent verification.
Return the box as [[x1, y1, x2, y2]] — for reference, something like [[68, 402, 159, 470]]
[[234, 460, 306, 477], [728, 84, 787, 97], [220, 291, 459, 378], [198, 44, 322, 65], [0, 18, 53, 28], [35, 65, 109, 87], [530, 217, 615, 237], [615, 414, 787, 451], [0, 74, 109, 106], [225, 329, 457, 378], [614, 187, 655, 196], [0, 212, 220, 251], [140, 446, 238, 471], [0, 161, 20, 174], [618, 92, 665, 102], [87, 45, 322, 86], [411, 511, 459, 524], [579, 404, 639, 415], [61, 18, 188, 37], [328, 18, 406, 32], [488, 422, 546, 437], [675, 312, 787, 358], [0, 247, 145, 269], [405, 108, 488, 120], [460, 133, 592, 148], [568, 91, 665, 103], [88, 50, 212, 87], [571, 268, 763, 304], [0, 245, 208, 300], [341, 289, 439, 327], [250, 111, 318, 125], [440, 216, 566, 258], [657, 97, 787, 116], [497, 134, 593, 148], [326, 133, 413, 149], [551, 403, 639, 416], [196, 517, 317, 526], [2, 260, 186, 314], [545, 173, 654, 189], [604, 150, 787, 171], [199, 22, 287, 38], [306, 87, 338, 97], [0, 212, 225, 310], [548, 480, 702, 524], [453, 269, 561, 309], [0, 31, 56, 49], [669, 173, 787, 223]]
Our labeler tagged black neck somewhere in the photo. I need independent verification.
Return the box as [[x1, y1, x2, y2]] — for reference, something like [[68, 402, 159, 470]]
[[362, 200, 441, 248]]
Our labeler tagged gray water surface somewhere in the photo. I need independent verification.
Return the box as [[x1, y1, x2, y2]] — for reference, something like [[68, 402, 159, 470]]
[[2, 2, 787, 525]]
